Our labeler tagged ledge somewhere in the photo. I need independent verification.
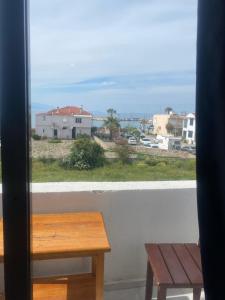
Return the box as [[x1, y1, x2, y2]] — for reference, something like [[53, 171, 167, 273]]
[[0, 181, 196, 193]]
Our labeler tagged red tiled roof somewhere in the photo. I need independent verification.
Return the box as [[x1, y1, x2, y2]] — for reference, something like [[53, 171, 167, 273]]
[[44, 106, 91, 116]]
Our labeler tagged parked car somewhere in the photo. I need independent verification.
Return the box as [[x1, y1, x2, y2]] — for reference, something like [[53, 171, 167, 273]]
[[181, 145, 196, 154], [128, 137, 137, 145], [144, 143, 159, 149], [140, 138, 151, 146]]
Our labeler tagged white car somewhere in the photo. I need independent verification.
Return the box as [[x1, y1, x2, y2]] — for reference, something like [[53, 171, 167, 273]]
[[140, 138, 151, 146], [144, 143, 159, 149], [128, 137, 137, 145]]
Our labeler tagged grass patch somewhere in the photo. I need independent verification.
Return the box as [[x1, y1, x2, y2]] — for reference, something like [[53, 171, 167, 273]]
[[32, 157, 196, 182]]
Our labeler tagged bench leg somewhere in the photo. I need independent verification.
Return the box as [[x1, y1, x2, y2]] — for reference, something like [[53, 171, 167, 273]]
[[193, 288, 201, 300], [157, 286, 167, 300], [145, 261, 153, 300]]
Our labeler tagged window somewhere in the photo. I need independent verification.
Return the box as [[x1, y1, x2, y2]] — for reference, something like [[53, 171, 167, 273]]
[[31, 1, 197, 183], [75, 118, 82, 124], [190, 118, 194, 126], [188, 131, 193, 138], [42, 115, 46, 121]]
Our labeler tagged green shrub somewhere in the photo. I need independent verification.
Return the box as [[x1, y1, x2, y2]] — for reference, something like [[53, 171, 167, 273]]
[[32, 134, 41, 140], [48, 139, 62, 143], [39, 156, 56, 164], [60, 137, 105, 170], [145, 156, 169, 167], [114, 145, 132, 164], [76, 133, 91, 140]]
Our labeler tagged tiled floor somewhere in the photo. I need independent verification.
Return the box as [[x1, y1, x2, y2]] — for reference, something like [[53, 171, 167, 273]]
[[105, 287, 205, 300]]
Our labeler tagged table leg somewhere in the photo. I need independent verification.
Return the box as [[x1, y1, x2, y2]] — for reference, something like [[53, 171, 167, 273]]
[[157, 286, 167, 300], [95, 253, 104, 300], [193, 287, 201, 300], [145, 261, 153, 300]]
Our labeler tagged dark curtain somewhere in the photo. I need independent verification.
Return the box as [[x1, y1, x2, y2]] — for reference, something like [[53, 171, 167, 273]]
[[196, 1, 225, 299]]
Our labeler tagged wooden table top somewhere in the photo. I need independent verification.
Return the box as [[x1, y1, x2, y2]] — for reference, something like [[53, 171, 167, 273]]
[[0, 212, 111, 262]]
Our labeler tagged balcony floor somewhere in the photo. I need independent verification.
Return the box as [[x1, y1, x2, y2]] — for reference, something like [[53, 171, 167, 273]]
[[105, 287, 205, 300]]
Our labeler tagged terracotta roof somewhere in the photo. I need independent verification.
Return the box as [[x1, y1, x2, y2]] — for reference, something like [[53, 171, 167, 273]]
[[43, 106, 92, 116]]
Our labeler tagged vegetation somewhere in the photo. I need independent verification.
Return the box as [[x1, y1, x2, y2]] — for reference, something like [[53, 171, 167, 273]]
[[60, 137, 105, 170], [32, 133, 41, 140], [103, 108, 120, 140], [32, 156, 196, 182], [166, 122, 174, 134], [114, 145, 132, 164], [48, 138, 62, 143], [124, 126, 141, 140]]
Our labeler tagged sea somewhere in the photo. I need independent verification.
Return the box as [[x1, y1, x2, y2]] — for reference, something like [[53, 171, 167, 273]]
[[92, 119, 142, 129]]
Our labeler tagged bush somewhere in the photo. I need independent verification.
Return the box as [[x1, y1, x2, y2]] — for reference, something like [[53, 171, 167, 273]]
[[114, 145, 132, 164], [39, 156, 56, 164], [48, 139, 62, 143], [76, 134, 91, 140], [60, 137, 105, 170], [32, 134, 41, 140], [145, 156, 168, 166]]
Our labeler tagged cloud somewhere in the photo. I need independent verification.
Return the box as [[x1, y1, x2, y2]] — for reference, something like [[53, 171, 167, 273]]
[[30, 0, 197, 113]]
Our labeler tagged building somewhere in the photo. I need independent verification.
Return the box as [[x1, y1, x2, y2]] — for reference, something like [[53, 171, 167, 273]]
[[156, 135, 181, 150], [153, 113, 184, 136], [182, 113, 196, 144], [35, 106, 92, 139]]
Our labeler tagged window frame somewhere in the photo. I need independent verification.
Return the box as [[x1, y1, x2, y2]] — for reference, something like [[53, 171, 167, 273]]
[[0, 0, 32, 299]]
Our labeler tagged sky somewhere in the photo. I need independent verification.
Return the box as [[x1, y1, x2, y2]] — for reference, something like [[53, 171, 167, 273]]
[[30, 0, 197, 115]]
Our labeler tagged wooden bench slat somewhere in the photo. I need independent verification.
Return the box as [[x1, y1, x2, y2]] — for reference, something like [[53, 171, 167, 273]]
[[185, 244, 202, 271], [173, 244, 203, 285], [159, 244, 190, 285], [145, 244, 173, 285]]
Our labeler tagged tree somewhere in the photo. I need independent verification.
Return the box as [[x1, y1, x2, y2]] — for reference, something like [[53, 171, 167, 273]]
[[140, 119, 148, 133], [166, 122, 174, 134], [103, 108, 120, 140], [165, 107, 173, 114], [126, 126, 141, 140]]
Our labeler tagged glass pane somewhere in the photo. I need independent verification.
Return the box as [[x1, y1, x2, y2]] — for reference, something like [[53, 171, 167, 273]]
[[30, 1, 198, 299]]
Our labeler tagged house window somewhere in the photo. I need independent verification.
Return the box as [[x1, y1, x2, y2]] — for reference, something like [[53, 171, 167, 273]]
[[188, 131, 193, 138], [62, 126, 68, 130], [184, 120, 187, 128], [42, 115, 46, 121], [190, 118, 194, 126], [43, 129, 45, 133], [75, 118, 82, 123]]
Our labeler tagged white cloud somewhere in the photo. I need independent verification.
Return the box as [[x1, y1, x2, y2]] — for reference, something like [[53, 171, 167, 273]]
[[30, 0, 197, 112]]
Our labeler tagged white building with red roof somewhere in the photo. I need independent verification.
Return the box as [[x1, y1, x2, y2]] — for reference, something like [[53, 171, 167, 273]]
[[35, 106, 92, 139]]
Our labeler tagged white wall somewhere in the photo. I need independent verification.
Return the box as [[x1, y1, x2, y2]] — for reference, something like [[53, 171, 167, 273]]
[[0, 181, 198, 290], [35, 114, 92, 139]]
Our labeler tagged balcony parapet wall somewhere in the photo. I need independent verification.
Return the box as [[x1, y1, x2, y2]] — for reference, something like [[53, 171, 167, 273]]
[[0, 181, 198, 290]]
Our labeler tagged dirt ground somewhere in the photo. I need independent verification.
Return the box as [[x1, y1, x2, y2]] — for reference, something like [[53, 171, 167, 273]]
[[94, 136, 195, 159], [32, 140, 74, 158], [32, 138, 195, 159]]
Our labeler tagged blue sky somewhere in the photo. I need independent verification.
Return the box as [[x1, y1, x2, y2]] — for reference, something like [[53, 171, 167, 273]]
[[30, 0, 197, 115]]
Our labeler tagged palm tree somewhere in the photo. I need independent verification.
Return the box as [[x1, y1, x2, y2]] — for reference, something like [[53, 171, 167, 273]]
[[165, 107, 173, 114], [104, 108, 120, 140]]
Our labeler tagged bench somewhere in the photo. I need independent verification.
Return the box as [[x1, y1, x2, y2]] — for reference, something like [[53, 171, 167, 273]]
[[145, 243, 203, 300]]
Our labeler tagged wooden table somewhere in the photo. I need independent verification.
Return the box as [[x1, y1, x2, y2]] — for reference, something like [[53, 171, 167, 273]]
[[0, 212, 111, 300], [145, 243, 203, 300]]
